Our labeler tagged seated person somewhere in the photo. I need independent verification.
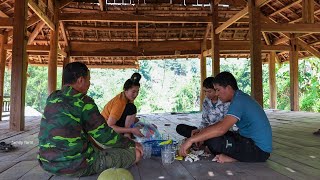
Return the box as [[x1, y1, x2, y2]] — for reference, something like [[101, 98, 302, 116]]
[[176, 77, 230, 138], [101, 73, 143, 138], [38, 62, 143, 177], [179, 72, 272, 163]]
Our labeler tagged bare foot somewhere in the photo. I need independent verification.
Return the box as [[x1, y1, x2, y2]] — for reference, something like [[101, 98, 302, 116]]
[[214, 154, 237, 163]]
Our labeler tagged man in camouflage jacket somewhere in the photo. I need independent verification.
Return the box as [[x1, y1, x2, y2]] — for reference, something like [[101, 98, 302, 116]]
[[38, 62, 143, 177]]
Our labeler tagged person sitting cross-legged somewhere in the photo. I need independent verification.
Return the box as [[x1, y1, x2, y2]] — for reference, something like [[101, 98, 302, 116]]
[[179, 71, 272, 163], [176, 77, 230, 141], [38, 62, 143, 177]]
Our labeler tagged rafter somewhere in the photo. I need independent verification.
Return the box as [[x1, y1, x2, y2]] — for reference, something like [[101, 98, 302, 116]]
[[98, 0, 106, 11], [28, 21, 45, 44], [215, 0, 271, 34], [261, 23, 320, 33], [28, 0, 54, 30], [60, 13, 211, 23], [0, 17, 13, 28]]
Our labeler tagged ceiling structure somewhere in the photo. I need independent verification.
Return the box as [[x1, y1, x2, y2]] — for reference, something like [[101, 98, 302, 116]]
[[1, 0, 320, 68]]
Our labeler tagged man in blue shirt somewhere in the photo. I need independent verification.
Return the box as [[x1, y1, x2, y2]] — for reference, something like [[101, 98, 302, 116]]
[[179, 72, 272, 163]]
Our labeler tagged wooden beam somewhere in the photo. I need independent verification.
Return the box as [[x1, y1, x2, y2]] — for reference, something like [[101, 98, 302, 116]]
[[59, 21, 69, 47], [302, 0, 314, 23], [297, 39, 320, 58], [10, 0, 28, 131], [60, 13, 211, 23], [0, 32, 8, 121], [269, 51, 277, 109], [136, 22, 138, 47], [28, 21, 45, 44], [269, 0, 302, 17], [98, 0, 106, 11], [261, 23, 320, 33], [48, 0, 59, 94], [249, 0, 263, 106], [7, 14, 41, 37], [0, 18, 13, 28], [215, 0, 271, 34], [28, 0, 55, 30], [289, 37, 299, 111], [60, 0, 74, 9], [211, 1, 220, 76]]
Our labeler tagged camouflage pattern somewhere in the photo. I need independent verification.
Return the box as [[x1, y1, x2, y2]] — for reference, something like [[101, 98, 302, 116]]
[[38, 86, 135, 176]]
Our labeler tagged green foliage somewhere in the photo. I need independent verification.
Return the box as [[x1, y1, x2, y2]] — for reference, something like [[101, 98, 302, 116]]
[[3, 57, 320, 114]]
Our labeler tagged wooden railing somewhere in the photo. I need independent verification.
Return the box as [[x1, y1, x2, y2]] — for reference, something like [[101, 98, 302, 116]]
[[2, 96, 10, 112]]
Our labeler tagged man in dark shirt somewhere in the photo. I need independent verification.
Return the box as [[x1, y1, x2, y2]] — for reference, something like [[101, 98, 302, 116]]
[[38, 62, 143, 177]]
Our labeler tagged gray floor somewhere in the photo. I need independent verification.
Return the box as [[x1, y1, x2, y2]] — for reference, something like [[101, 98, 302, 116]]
[[0, 110, 319, 179]]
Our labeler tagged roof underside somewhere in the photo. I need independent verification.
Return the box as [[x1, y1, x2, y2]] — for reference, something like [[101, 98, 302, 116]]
[[1, 0, 320, 68]]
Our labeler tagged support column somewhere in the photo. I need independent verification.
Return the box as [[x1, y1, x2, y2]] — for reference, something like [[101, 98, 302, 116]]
[[302, 0, 314, 23], [211, 1, 220, 76], [248, 0, 263, 106], [0, 32, 8, 120], [10, 0, 28, 131], [200, 42, 207, 111], [269, 52, 277, 109], [48, 1, 60, 94], [289, 37, 299, 111], [61, 53, 70, 87]]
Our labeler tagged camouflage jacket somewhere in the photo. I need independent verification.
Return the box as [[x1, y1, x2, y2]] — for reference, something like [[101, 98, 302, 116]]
[[38, 86, 135, 175]]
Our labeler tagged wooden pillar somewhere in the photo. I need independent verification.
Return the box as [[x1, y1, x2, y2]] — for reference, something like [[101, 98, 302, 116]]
[[248, 0, 263, 106], [48, 1, 59, 94], [289, 37, 299, 111], [10, 0, 28, 131], [61, 53, 70, 87], [302, 0, 314, 23], [269, 52, 277, 109], [200, 42, 207, 111], [211, 1, 220, 76], [0, 32, 8, 120]]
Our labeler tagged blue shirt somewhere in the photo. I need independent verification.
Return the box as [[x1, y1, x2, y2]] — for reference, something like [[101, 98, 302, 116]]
[[227, 90, 272, 153]]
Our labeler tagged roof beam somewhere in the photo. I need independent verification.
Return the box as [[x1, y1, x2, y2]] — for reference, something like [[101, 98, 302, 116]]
[[269, 0, 302, 17], [261, 23, 320, 33], [60, 13, 211, 23], [0, 17, 13, 28], [215, 0, 271, 34], [28, 21, 45, 44], [4, 44, 67, 57], [28, 0, 55, 30], [297, 39, 320, 58], [60, 0, 74, 9]]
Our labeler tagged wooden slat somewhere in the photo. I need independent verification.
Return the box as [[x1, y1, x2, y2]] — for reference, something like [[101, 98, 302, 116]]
[[28, 0, 55, 30], [0, 161, 38, 179], [60, 13, 211, 23]]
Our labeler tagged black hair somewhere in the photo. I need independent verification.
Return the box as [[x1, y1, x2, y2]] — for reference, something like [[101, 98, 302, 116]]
[[123, 72, 141, 91], [202, 77, 214, 89], [212, 71, 239, 90], [62, 62, 89, 85]]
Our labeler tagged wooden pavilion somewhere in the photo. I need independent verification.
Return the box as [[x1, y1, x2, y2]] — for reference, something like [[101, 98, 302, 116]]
[[0, 0, 320, 131]]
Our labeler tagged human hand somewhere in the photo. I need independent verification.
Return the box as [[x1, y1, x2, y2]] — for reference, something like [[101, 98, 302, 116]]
[[131, 127, 144, 137], [191, 129, 200, 137], [179, 138, 193, 157]]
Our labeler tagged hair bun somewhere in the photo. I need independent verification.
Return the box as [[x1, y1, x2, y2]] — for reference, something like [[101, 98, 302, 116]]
[[130, 72, 141, 83]]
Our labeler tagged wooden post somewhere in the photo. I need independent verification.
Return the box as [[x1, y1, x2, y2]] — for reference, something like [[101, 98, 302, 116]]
[[302, 0, 314, 23], [269, 52, 277, 109], [0, 32, 8, 120], [61, 53, 70, 87], [48, 0, 59, 94], [200, 42, 207, 111], [289, 37, 299, 111], [211, 1, 220, 76], [10, 0, 28, 131], [248, 0, 263, 107]]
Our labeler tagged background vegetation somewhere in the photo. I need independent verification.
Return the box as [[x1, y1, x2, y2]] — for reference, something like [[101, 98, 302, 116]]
[[3, 57, 320, 114]]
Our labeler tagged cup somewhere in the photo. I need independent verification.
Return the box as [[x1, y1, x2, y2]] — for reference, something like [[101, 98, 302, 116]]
[[143, 144, 152, 159], [161, 145, 175, 165]]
